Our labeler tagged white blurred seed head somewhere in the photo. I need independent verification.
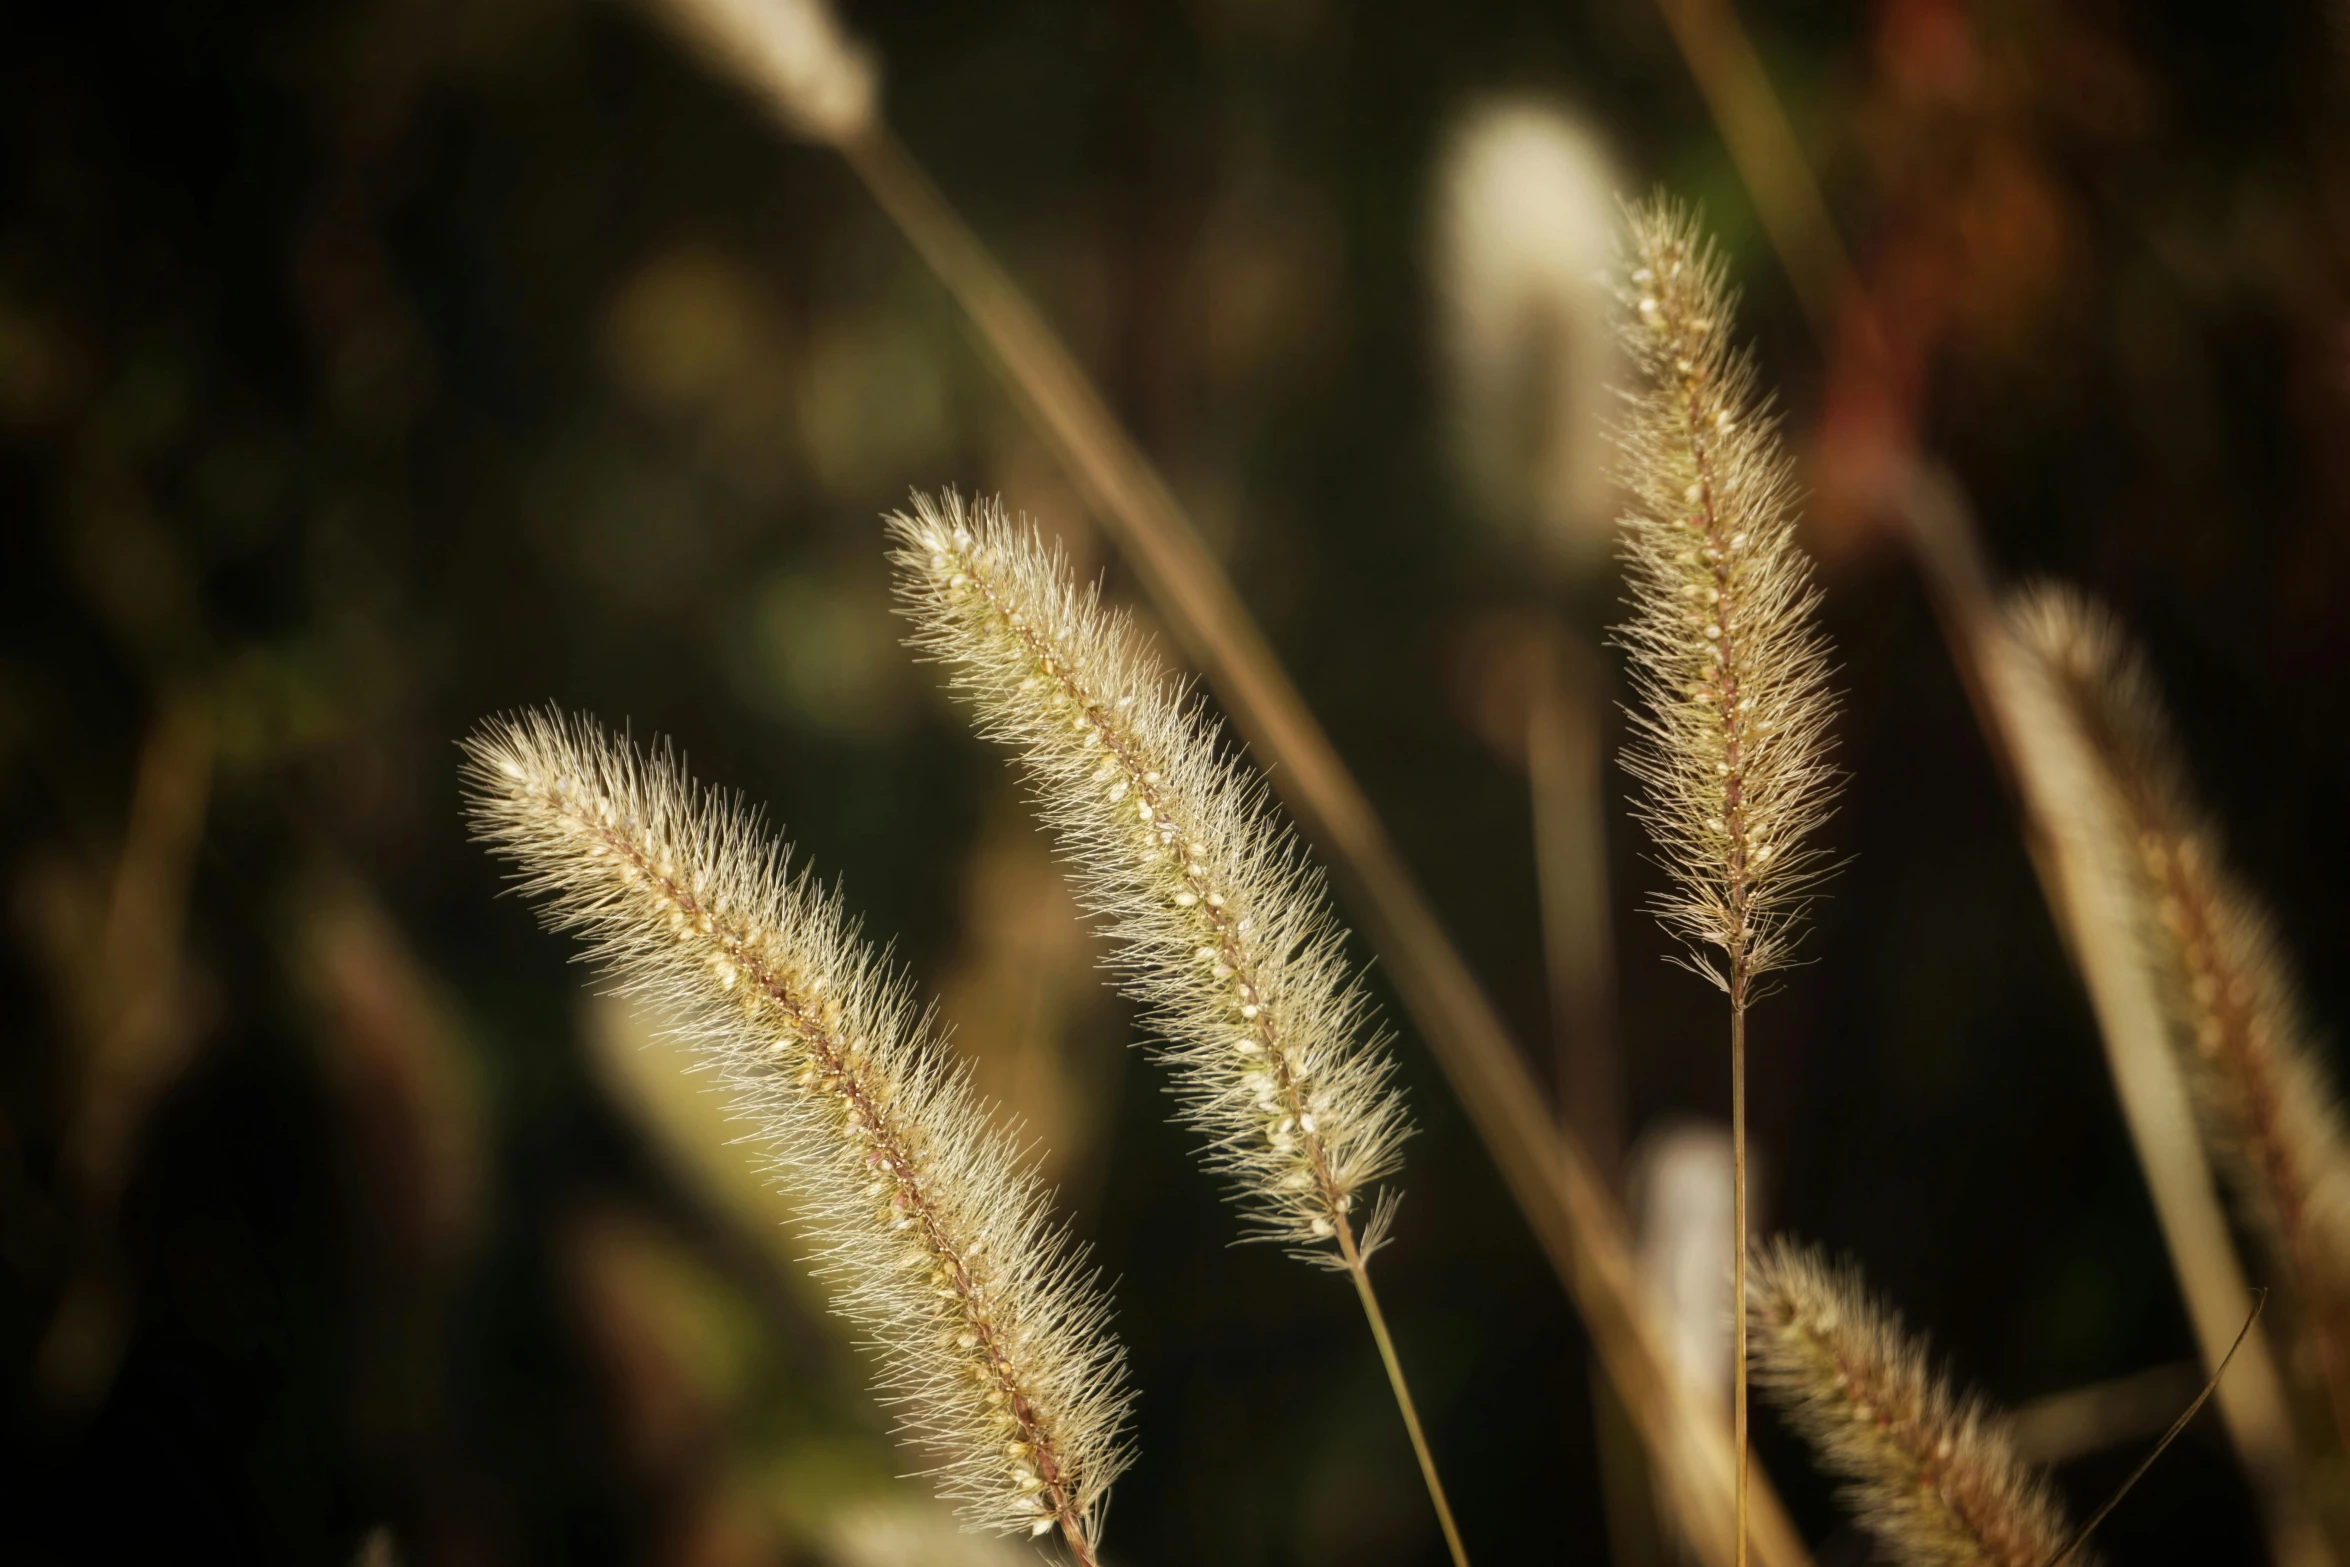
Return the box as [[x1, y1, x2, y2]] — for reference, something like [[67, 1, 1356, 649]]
[[1436, 99, 1622, 577], [1630, 1119, 1740, 1416], [656, 0, 878, 143]]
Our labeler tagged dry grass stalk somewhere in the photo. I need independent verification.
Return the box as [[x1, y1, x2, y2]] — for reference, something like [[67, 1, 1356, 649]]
[[2008, 1360, 2205, 1468], [1748, 1241, 2084, 1567], [2011, 587, 2350, 1460], [463, 711, 1130, 1559], [890, 492, 1464, 1565], [1613, 199, 1843, 1567], [1524, 631, 1626, 1177]]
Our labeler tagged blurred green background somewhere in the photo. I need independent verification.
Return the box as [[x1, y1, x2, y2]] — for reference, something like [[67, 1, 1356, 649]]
[[4, 0, 2347, 1562]]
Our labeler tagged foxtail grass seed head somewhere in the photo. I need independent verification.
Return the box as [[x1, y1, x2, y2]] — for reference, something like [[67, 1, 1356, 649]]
[[462, 710, 1130, 1548], [2009, 585, 2350, 1438], [1748, 1241, 2085, 1567], [889, 492, 1411, 1267], [655, 0, 877, 144], [1611, 200, 1840, 993], [1436, 98, 1622, 575]]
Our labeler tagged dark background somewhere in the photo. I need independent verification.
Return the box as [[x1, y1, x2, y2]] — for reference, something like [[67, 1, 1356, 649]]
[[3, 0, 2346, 1562]]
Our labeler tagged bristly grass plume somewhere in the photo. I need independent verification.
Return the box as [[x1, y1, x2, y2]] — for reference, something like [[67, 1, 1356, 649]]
[[2011, 586, 2350, 1463], [1748, 1241, 2085, 1567], [889, 492, 1469, 1567], [462, 710, 1130, 1562], [1612, 200, 1840, 997], [1612, 198, 1843, 1567], [889, 494, 1407, 1265]]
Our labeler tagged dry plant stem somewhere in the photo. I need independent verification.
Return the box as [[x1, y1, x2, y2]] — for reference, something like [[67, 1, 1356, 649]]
[[2043, 1290, 2269, 1567], [465, 715, 1127, 1556], [1732, 1002, 1749, 1567], [1341, 1222, 1471, 1567], [1524, 633, 1623, 1175], [837, 125, 1812, 1567], [2008, 1361, 2205, 1467]]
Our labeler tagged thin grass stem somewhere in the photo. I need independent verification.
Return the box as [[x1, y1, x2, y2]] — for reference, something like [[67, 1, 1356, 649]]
[[1732, 1000, 1749, 1567], [1339, 1219, 1471, 1567]]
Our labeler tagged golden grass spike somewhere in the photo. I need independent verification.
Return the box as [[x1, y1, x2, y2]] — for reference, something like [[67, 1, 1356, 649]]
[[1748, 1241, 2084, 1567], [2011, 586, 2350, 1458], [891, 493, 1408, 1259], [890, 492, 1469, 1566], [1612, 199, 1841, 997], [462, 710, 1130, 1560]]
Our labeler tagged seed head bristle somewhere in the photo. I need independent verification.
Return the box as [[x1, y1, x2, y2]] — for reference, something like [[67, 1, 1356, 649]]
[[1748, 1240, 2086, 1567], [887, 492, 1412, 1267], [461, 709, 1130, 1549], [1612, 199, 1840, 991]]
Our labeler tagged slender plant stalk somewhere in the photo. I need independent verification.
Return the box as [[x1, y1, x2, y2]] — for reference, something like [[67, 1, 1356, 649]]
[[1613, 202, 1843, 1567], [2043, 1291, 2269, 1567], [1732, 1006, 1749, 1566], [2007, 1360, 2205, 1467], [637, 6, 1817, 1557], [1343, 1223, 1471, 1566], [1524, 629, 1625, 1178], [463, 711, 1131, 1558], [892, 494, 1466, 1565]]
